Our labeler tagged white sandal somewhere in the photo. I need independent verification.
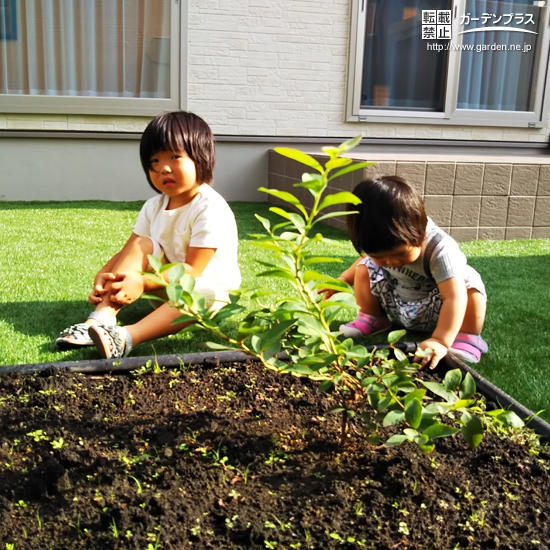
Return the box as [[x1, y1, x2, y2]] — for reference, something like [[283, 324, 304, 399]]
[[55, 312, 116, 350], [88, 324, 133, 359]]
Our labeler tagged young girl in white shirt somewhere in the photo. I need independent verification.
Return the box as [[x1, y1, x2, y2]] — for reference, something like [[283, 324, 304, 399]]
[[56, 111, 241, 359]]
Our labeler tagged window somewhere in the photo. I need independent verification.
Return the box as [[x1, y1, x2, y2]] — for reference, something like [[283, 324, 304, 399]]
[[0, 0, 182, 116], [347, 0, 550, 127]]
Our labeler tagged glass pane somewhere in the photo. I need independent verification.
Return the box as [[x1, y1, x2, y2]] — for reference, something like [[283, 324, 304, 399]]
[[0, 0, 171, 99], [361, 0, 452, 111], [457, 0, 546, 111]]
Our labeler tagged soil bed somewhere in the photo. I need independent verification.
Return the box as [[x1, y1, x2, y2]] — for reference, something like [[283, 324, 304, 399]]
[[0, 360, 549, 549]]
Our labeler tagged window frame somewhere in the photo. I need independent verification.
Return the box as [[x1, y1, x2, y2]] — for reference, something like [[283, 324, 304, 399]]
[[346, 0, 550, 128], [0, 0, 185, 116]]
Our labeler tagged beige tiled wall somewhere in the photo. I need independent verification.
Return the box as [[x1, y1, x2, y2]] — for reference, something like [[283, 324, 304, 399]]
[[268, 151, 550, 241]]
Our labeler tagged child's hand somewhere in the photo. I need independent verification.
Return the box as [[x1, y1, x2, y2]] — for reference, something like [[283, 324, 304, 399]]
[[88, 272, 117, 304], [109, 271, 145, 305], [318, 287, 338, 300], [414, 338, 448, 370]]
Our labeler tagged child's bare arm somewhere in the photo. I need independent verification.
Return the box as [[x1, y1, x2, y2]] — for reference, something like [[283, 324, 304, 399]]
[[321, 256, 365, 299], [415, 276, 467, 369], [88, 242, 131, 304]]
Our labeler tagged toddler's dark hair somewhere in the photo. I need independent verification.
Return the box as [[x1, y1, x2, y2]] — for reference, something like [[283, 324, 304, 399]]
[[140, 111, 215, 191], [347, 176, 427, 254]]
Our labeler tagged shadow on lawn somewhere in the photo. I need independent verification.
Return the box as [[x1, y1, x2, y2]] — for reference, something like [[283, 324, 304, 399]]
[[0, 298, 240, 365]]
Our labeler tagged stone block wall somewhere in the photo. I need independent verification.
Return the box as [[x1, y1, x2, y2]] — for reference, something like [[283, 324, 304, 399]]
[[268, 151, 550, 241]]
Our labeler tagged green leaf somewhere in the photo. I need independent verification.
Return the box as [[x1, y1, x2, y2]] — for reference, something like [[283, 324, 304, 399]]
[[313, 210, 359, 225], [250, 241, 285, 253], [303, 270, 336, 283], [202, 341, 242, 351], [318, 380, 334, 393], [388, 329, 407, 345], [147, 254, 162, 273], [329, 161, 376, 182], [488, 410, 525, 428], [393, 347, 408, 363], [303, 256, 344, 265], [405, 399, 422, 429], [449, 399, 475, 411], [403, 428, 419, 440], [385, 434, 408, 447], [382, 410, 405, 427], [325, 157, 352, 171], [461, 411, 484, 449], [257, 187, 307, 216], [167, 264, 185, 283], [368, 433, 381, 445], [166, 283, 182, 305], [318, 191, 362, 211], [320, 145, 339, 158], [424, 402, 452, 415], [179, 274, 195, 293], [257, 269, 296, 282], [421, 381, 458, 404], [459, 372, 476, 399], [296, 177, 324, 195], [269, 207, 306, 230], [260, 319, 296, 351], [404, 389, 426, 405], [210, 303, 246, 322], [171, 314, 198, 325], [422, 422, 460, 440], [337, 134, 363, 154], [254, 214, 271, 232], [418, 442, 436, 454], [443, 369, 462, 391], [320, 293, 358, 309], [274, 147, 323, 172], [280, 363, 314, 376]]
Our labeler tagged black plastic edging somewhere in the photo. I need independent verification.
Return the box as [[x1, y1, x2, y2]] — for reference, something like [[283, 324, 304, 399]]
[[0, 343, 418, 376], [441, 354, 550, 443], [2, 343, 549, 442]]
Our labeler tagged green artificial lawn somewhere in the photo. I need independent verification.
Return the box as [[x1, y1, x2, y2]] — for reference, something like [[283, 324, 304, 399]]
[[1, 201, 549, 423]]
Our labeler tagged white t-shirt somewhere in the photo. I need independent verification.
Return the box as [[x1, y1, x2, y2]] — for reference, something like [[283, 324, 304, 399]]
[[133, 185, 241, 291]]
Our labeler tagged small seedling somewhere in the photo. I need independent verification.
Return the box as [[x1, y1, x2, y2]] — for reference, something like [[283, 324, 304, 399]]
[[50, 438, 66, 450], [128, 475, 143, 494], [110, 518, 119, 539], [225, 515, 238, 530], [26, 430, 48, 443]]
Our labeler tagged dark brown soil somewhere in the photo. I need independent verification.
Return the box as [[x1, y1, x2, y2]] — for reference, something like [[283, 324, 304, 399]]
[[0, 360, 549, 550]]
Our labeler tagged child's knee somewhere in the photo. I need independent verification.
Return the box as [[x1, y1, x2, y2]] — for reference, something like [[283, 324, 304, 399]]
[[466, 288, 487, 313]]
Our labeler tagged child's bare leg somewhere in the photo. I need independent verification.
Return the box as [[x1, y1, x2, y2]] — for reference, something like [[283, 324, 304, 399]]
[[89, 304, 193, 358], [87, 236, 155, 324], [340, 264, 390, 338], [459, 289, 486, 335], [354, 263, 384, 317], [448, 289, 488, 364], [125, 303, 191, 347]]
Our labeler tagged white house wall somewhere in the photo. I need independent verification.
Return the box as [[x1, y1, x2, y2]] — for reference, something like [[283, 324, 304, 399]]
[[1, 0, 549, 142], [1, 0, 549, 202]]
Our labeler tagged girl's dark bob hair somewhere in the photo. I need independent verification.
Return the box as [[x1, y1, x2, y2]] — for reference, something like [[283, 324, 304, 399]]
[[347, 176, 428, 254], [139, 111, 215, 191]]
